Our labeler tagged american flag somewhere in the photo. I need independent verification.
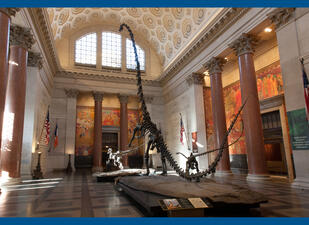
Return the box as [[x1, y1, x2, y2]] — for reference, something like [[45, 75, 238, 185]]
[[180, 114, 185, 145], [44, 109, 50, 145], [301, 59, 309, 122], [53, 123, 58, 148]]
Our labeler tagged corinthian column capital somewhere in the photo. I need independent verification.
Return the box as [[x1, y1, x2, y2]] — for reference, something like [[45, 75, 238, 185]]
[[118, 94, 129, 104], [204, 57, 226, 75], [65, 89, 79, 98], [0, 8, 20, 18], [267, 8, 295, 30], [92, 92, 104, 102], [27, 52, 43, 69], [10, 25, 35, 50], [229, 33, 258, 57], [186, 73, 205, 86]]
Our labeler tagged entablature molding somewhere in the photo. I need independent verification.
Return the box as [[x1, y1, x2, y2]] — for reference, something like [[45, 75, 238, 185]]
[[55, 70, 161, 87]]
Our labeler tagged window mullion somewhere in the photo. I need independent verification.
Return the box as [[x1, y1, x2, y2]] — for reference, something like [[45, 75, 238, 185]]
[[121, 34, 126, 73], [97, 31, 102, 69]]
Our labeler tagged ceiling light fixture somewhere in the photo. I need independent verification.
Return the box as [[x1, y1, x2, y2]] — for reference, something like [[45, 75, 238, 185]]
[[264, 27, 272, 33]]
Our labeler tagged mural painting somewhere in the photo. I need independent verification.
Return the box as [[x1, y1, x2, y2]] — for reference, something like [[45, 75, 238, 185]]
[[204, 61, 284, 156], [75, 106, 139, 156]]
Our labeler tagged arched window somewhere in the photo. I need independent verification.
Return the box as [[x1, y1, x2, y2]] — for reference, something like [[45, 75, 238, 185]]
[[126, 39, 145, 71], [75, 33, 97, 65]]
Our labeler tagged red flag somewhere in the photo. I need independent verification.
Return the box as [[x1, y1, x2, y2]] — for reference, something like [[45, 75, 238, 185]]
[[301, 59, 309, 121], [54, 123, 58, 148], [44, 109, 50, 145], [180, 115, 185, 145]]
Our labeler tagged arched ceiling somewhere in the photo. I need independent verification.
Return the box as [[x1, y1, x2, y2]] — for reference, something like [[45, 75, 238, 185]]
[[46, 8, 222, 68]]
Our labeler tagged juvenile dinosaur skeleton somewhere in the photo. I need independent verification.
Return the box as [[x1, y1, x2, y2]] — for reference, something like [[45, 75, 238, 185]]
[[120, 23, 246, 181]]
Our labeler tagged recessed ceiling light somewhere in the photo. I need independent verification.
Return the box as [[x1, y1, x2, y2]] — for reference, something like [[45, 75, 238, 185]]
[[264, 27, 272, 33], [224, 57, 228, 61]]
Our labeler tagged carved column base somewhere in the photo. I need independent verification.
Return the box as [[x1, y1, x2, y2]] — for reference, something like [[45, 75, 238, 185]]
[[246, 174, 270, 181], [214, 170, 233, 177]]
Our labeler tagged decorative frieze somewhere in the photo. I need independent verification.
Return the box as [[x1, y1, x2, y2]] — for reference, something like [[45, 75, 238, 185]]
[[27, 52, 43, 69], [118, 94, 129, 104], [229, 33, 258, 56], [204, 57, 226, 75], [0, 8, 20, 17], [65, 89, 79, 98], [186, 73, 205, 86], [92, 92, 104, 102], [144, 96, 154, 104], [9, 25, 35, 50], [268, 8, 295, 30], [56, 70, 161, 87]]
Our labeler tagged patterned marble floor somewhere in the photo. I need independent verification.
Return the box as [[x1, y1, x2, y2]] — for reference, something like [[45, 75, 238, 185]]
[[0, 170, 308, 217], [0, 170, 144, 217]]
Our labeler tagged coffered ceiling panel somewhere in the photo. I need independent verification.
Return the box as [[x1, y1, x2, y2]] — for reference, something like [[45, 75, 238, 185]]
[[46, 8, 222, 68]]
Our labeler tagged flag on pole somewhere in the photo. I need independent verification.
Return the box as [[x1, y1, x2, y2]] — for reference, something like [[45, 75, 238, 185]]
[[180, 115, 185, 145], [44, 109, 50, 145], [301, 59, 309, 121], [54, 123, 58, 148]]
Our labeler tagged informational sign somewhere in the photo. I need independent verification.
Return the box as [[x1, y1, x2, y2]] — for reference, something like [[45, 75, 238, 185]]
[[287, 108, 309, 150], [159, 198, 212, 211]]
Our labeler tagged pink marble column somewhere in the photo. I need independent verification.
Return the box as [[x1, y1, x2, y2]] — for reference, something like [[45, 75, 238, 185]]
[[118, 95, 129, 167], [92, 92, 104, 172], [204, 57, 231, 174], [1, 25, 34, 180], [0, 9, 19, 179], [229, 33, 269, 180]]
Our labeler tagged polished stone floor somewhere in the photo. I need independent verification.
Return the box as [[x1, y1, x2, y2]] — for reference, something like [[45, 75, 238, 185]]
[[0, 170, 309, 217]]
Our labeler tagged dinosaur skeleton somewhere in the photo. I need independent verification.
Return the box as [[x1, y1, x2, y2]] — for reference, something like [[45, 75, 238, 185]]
[[176, 116, 244, 181], [120, 23, 246, 181], [106, 143, 144, 170]]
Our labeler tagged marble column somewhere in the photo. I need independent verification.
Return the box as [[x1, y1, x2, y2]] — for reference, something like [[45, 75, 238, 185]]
[[229, 33, 269, 180], [204, 57, 231, 175], [118, 95, 129, 167], [65, 89, 79, 172], [92, 92, 103, 172], [0, 8, 19, 178], [21, 52, 43, 176], [185, 73, 208, 170], [1, 25, 35, 180]]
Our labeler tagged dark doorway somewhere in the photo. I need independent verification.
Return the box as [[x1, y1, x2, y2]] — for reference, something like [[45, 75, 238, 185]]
[[262, 110, 287, 176]]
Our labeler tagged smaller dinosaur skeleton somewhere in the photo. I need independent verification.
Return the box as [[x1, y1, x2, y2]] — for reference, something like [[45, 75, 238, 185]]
[[106, 144, 144, 171], [177, 152, 200, 182], [106, 148, 124, 170]]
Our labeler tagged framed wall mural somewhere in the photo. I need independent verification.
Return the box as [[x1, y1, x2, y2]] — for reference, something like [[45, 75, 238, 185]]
[[75, 106, 139, 156]]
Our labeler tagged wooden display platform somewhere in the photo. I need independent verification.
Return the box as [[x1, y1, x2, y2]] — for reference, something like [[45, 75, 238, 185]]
[[117, 175, 268, 217]]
